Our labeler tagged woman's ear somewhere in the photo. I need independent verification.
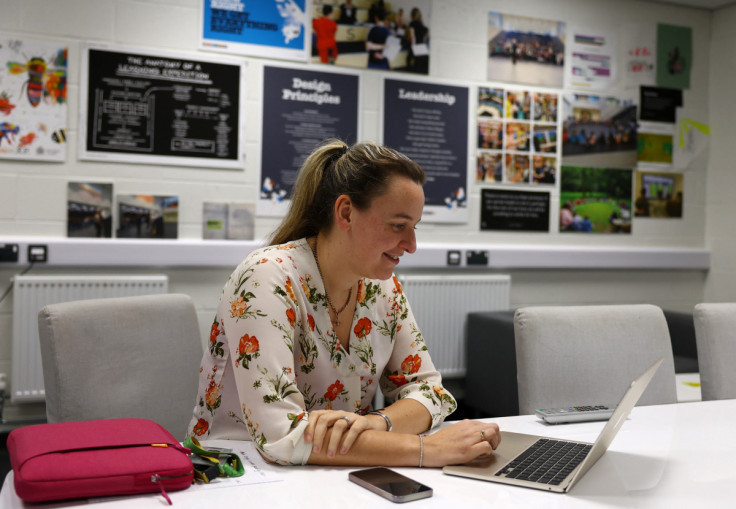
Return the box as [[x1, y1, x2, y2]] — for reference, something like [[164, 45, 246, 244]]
[[334, 194, 353, 231]]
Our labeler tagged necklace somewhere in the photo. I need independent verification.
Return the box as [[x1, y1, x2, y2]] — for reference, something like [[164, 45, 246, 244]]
[[310, 236, 352, 326]]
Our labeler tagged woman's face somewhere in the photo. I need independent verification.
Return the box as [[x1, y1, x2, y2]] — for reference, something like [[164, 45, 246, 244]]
[[348, 176, 424, 281]]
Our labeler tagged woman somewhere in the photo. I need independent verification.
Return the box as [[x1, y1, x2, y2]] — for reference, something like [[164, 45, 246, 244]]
[[188, 140, 500, 467], [406, 7, 429, 74]]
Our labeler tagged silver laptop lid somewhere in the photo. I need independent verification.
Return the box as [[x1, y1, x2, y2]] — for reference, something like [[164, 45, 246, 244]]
[[566, 357, 664, 489]]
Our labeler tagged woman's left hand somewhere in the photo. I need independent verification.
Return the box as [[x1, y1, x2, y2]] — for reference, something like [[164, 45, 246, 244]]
[[305, 410, 384, 457]]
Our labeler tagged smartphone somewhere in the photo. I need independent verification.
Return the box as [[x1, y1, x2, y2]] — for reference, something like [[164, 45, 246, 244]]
[[348, 467, 433, 503]]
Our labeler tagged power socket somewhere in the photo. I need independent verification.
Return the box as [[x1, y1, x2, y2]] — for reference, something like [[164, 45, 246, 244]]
[[0, 244, 19, 262], [28, 244, 48, 262]]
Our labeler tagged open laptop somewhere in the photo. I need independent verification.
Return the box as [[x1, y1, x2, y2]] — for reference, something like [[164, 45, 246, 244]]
[[443, 357, 664, 493]]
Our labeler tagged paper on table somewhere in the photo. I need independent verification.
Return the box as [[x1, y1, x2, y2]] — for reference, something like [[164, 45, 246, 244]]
[[189, 439, 283, 490]]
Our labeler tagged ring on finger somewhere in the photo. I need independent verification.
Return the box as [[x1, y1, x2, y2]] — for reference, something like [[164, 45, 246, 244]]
[[341, 416, 352, 426], [480, 429, 486, 442]]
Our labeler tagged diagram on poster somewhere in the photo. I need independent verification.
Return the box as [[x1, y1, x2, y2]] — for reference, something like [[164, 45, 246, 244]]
[[0, 38, 68, 162], [565, 28, 617, 90], [79, 44, 244, 169]]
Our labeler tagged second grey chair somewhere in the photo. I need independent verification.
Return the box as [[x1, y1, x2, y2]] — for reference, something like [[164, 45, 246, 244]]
[[37, 293, 204, 439], [514, 304, 677, 415], [693, 302, 736, 401]]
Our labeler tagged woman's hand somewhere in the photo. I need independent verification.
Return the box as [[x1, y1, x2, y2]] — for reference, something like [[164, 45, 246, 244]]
[[422, 419, 501, 468], [305, 410, 386, 458]]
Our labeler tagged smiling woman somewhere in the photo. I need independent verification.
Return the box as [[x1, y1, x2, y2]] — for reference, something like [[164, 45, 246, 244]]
[[187, 139, 501, 469]]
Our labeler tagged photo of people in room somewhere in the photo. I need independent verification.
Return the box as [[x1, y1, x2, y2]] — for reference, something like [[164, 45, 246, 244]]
[[560, 166, 632, 234], [311, 0, 431, 74], [488, 11, 565, 87]]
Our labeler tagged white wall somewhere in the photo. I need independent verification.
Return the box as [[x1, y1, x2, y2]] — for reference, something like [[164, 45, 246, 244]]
[[0, 0, 715, 420], [704, 4, 736, 303]]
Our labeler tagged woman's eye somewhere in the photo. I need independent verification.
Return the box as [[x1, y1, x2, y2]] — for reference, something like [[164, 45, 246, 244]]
[[392, 224, 405, 232]]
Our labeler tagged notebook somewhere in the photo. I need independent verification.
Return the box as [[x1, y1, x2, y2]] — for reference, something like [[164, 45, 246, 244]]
[[443, 357, 664, 493]]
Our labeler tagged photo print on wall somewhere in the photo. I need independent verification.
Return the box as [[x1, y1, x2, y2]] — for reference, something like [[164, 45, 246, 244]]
[[311, 0, 432, 74], [67, 182, 113, 238], [476, 86, 559, 185], [487, 12, 565, 88], [560, 166, 633, 234], [116, 194, 179, 239]]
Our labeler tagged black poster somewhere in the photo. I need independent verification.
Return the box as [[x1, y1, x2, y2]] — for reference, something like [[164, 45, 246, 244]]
[[640, 86, 683, 123], [481, 188, 550, 231], [382, 78, 469, 223], [259, 65, 360, 216], [81, 47, 242, 168]]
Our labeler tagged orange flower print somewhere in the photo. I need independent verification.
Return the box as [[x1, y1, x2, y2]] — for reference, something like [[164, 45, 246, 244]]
[[209, 321, 219, 344], [324, 380, 344, 401], [357, 280, 366, 303], [307, 314, 315, 331], [401, 354, 422, 374], [286, 308, 297, 327], [392, 275, 403, 293], [205, 382, 219, 408], [354, 317, 372, 338], [284, 277, 297, 303], [239, 334, 259, 355], [260, 258, 268, 264], [193, 418, 209, 436], [231, 295, 247, 318], [389, 374, 408, 387]]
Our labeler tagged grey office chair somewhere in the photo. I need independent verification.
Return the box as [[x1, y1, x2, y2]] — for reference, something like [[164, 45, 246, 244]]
[[514, 304, 677, 415], [693, 303, 736, 401], [37, 293, 203, 439]]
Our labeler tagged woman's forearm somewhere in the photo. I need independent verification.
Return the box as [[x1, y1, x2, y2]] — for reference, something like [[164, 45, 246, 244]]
[[308, 428, 421, 466], [371, 398, 432, 435]]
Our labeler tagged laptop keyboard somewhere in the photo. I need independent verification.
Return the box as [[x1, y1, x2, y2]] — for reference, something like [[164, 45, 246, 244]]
[[495, 438, 592, 485]]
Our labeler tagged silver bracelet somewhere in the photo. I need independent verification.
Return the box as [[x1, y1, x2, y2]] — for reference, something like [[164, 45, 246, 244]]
[[418, 434, 424, 468], [369, 410, 392, 432]]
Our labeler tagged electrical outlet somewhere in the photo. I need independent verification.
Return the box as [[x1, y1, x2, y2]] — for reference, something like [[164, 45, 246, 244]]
[[28, 244, 48, 262], [0, 244, 19, 262]]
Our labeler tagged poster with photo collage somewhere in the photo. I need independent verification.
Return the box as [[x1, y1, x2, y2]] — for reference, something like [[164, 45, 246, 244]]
[[476, 86, 559, 186]]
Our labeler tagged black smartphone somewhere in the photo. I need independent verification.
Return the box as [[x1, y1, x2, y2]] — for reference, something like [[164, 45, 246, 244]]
[[348, 467, 433, 503]]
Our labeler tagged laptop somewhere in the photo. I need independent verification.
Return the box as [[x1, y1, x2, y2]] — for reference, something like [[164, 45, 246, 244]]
[[443, 357, 664, 493]]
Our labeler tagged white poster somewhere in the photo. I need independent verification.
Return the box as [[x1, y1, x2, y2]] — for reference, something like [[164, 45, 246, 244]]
[[0, 38, 68, 162], [622, 23, 656, 89], [565, 28, 617, 90], [673, 108, 710, 170]]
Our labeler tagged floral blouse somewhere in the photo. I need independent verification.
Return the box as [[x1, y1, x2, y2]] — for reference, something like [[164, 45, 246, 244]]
[[187, 238, 456, 465]]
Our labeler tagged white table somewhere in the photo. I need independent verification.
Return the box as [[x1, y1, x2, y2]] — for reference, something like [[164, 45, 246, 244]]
[[3, 399, 735, 508]]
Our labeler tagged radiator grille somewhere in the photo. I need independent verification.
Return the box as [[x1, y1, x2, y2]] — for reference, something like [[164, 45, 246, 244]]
[[398, 274, 511, 378], [11, 275, 168, 402]]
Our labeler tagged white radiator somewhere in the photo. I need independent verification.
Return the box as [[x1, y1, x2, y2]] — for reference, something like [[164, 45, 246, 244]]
[[11, 274, 169, 402], [398, 274, 511, 378]]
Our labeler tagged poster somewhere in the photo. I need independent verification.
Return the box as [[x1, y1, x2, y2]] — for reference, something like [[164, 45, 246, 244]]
[[382, 77, 469, 223], [565, 28, 617, 90], [562, 93, 637, 168], [480, 188, 550, 232], [259, 64, 360, 217], [560, 166, 633, 234], [487, 12, 565, 88], [622, 23, 656, 89], [67, 182, 113, 238], [634, 170, 683, 218], [476, 86, 559, 185], [656, 23, 692, 90], [638, 132, 673, 165], [201, 0, 309, 61], [0, 38, 68, 162], [673, 108, 709, 170], [640, 86, 682, 123], [311, 0, 432, 74], [79, 44, 244, 169], [116, 194, 179, 239]]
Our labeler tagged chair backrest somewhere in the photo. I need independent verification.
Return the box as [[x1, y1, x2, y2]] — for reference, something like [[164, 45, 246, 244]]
[[38, 293, 203, 440], [514, 304, 677, 415], [693, 303, 736, 401]]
